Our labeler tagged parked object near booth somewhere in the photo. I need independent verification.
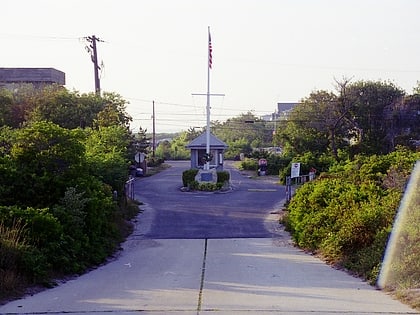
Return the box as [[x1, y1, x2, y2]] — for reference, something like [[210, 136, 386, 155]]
[[135, 168, 143, 177], [258, 158, 267, 176]]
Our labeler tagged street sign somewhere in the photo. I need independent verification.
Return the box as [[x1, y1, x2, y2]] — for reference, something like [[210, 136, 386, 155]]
[[134, 152, 145, 163], [291, 162, 300, 178]]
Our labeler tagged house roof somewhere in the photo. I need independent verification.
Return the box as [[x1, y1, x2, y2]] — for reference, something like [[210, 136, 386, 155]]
[[277, 102, 298, 112], [0, 68, 65, 85], [186, 133, 228, 149]]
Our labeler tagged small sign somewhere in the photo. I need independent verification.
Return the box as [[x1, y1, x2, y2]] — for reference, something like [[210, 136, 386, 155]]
[[291, 162, 300, 178], [134, 152, 145, 163], [201, 172, 213, 182]]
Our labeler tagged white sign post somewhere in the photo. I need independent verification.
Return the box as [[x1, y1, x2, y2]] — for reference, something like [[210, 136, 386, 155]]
[[291, 162, 301, 178]]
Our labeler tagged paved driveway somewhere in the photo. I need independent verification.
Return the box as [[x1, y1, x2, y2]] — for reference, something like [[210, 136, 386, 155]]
[[132, 160, 285, 239], [0, 161, 417, 314]]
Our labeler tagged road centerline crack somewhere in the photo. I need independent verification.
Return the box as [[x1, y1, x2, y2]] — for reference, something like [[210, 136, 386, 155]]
[[197, 238, 208, 313]]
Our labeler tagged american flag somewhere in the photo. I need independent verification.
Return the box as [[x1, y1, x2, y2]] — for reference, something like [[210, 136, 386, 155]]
[[208, 30, 212, 69]]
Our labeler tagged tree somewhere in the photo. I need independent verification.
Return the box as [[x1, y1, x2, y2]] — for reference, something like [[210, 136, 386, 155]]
[[3, 86, 132, 130], [212, 112, 272, 158], [274, 79, 407, 159], [93, 92, 132, 129], [0, 84, 38, 128], [413, 81, 420, 95], [185, 127, 202, 142], [0, 89, 14, 126], [274, 118, 327, 157], [26, 85, 82, 129], [155, 140, 172, 160], [135, 127, 151, 155], [396, 93, 420, 148], [292, 89, 350, 158], [84, 125, 132, 193], [343, 80, 405, 154], [9, 121, 86, 207], [170, 131, 192, 159]]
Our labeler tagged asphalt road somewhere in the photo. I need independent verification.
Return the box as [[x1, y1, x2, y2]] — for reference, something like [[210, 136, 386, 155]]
[[0, 161, 417, 314], [132, 160, 286, 239]]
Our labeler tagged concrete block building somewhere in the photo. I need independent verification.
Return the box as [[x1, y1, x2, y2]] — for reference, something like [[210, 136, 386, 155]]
[[0, 68, 65, 89]]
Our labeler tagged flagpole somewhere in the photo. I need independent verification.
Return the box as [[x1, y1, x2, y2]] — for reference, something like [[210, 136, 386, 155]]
[[192, 28, 224, 171], [205, 26, 211, 170]]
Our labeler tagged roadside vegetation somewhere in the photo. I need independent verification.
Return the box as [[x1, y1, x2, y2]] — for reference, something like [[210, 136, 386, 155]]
[[0, 85, 142, 302], [270, 79, 420, 310], [284, 149, 419, 280]]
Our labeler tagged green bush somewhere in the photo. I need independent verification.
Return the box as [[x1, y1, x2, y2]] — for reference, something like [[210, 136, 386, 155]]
[[182, 169, 229, 190], [278, 151, 335, 184], [0, 95, 137, 299], [240, 158, 258, 171], [188, 180, 199, 190], [0, 206, 60, 283], [217, 171, 230, 184], [198, 182, 220, 191], [182, 169, 199, 187], [267, 154, 292, 177], [285, 150, 419, 282], [0, 219, 30, 295]]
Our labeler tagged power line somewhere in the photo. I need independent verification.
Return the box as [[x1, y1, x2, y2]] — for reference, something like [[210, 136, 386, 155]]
[[0, 33, 81, 41]]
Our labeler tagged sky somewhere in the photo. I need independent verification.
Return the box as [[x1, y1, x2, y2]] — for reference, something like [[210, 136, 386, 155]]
[[1, 0, 420, 133]]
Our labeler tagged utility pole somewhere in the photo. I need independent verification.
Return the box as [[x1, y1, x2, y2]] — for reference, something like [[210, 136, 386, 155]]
[[152, 100, 156, 157], [85, 35, 102, 95]]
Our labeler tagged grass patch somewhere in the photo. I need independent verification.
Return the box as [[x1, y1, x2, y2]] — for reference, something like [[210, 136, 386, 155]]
[[0, 219, 30, 301]]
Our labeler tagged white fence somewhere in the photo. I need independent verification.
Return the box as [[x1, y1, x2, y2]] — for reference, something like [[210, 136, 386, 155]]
[[125, 178, 135, 200]]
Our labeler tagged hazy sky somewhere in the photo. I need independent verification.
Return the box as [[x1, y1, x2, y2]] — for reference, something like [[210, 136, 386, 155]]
[[2, 0, 419, 133]]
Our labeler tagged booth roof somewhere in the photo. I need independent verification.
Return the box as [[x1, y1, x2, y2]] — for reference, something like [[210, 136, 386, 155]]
[[186, 133, 228, 149]]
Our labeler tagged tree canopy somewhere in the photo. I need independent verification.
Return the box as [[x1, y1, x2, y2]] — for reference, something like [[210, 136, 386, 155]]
[[274, 79, 417, 159], [0, 85, 132, 130]]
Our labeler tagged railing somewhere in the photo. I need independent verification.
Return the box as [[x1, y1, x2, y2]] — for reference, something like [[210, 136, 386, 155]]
[[125, 177, 135, 200], [285, 173, 316, 202]]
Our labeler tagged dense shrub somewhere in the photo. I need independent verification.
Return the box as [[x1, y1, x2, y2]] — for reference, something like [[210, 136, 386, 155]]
[[241, 152, 334, 180], [0, 206, 60, 282], [0, 92, 137, 300], [197, 182, 223, 191], [246, 151, 294, 177], [266, 154, 293, 177], [217, 171, 230, 183], [0, 177, 120, 279], [0, 219, 31, 296], [285, 149, 419, 283], [182, 169, 199, 187], [240, 158, 258, 171], [182, 169, 230, 190], [379, 161, 420, 300], [278, 151, 338, 184]]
